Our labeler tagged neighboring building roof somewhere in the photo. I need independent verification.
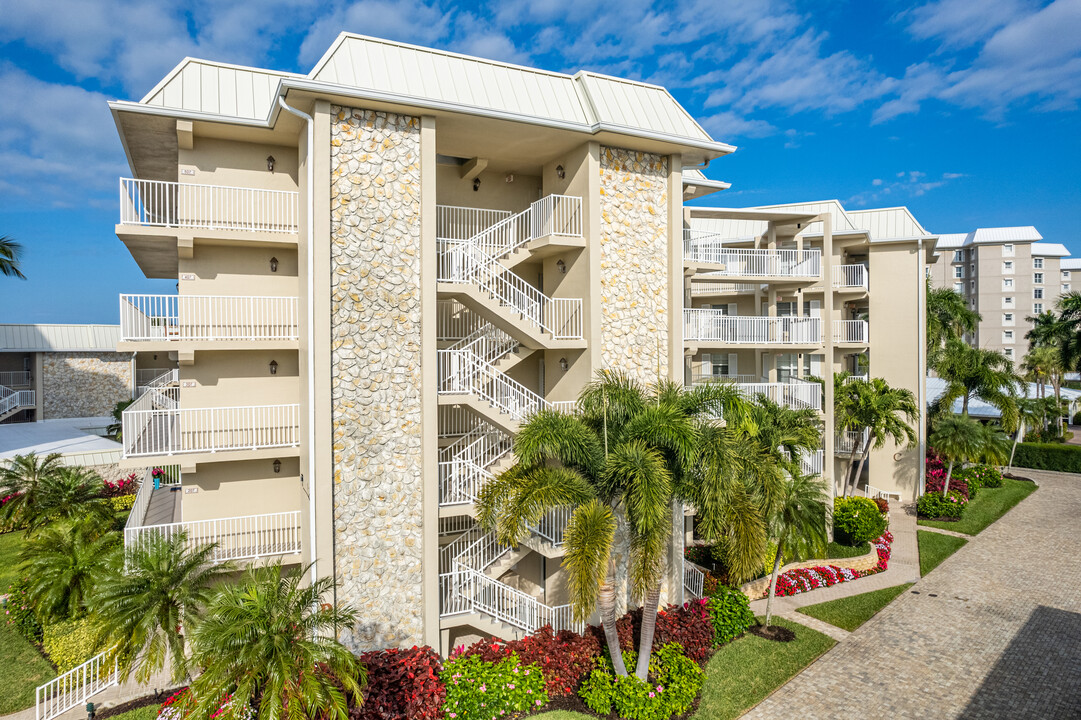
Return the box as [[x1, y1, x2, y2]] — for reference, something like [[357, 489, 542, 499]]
[[0, 324, 122, 353], [935, 226, 1045, 252], [1031, 242, 1070, 257], [1062, 258, 1081, 271], [682, 168, 730, 189], [846, 206, 931, 240], [926, 376, 1081, 418]]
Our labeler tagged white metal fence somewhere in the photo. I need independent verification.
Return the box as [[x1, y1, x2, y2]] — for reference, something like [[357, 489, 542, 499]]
[[437, 300, 487, 341], [438, 349, 570, 422], [436, 205, 512, 240], [834, 264, 868, 289], [135, 369, 178, 398], [120, 294, 299, 342], [836, 429, 870, 456], [688, 373, 761, 385], [120, 178, 298, 233], [36, 648, 118, 720], [0, 385, 35, 417], [800, 447, 825, 476], [123, 510, 302, 562], [734, 380, 822, 411], [684, 310, 822, 345], [126, 465, 182, 530], [683, 560, 705, 599], [122, 401, 300, 457], [684, 242, 821, 278], [0, 371, 31, 387], [833, 320, 869, 344]]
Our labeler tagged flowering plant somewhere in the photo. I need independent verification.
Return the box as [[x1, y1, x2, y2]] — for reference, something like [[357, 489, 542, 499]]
[[158, 689, 255, 720], [455, 626, 599, 697], [579, 643, 701, 720], [441, 651, 548, 719], [102, 475, 138, 498], [766, 532, 893, 599]]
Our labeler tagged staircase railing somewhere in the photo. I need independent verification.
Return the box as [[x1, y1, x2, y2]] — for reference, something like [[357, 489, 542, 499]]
[[36, 647, 119, 720], [438, 348, 569, 422]]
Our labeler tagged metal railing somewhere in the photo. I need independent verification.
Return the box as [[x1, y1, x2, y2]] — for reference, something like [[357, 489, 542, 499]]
[[135, 369, 178, 398], [439, 568, 582, 633], [437, 300, 487, 341], [800, 447, 825, 476], [123, 510, 302, 562], [122, 401, 300, 458], [734, 380, 822, 411], [120, 294, 299, 342], [533, 506, 573, 546], [683, 560, 705, 599], [836, 429, 870, 456], [684, 310, 821, 345], [833, 320, 869, 344], [834, 264, 868, 289], [36, 647, 118, 720], [0, 371, 31, 387], [688, 373, 761, 385], [120, 178, 298, 233], [436, 205, 512, 240], [684, 242, 821, 278], [0, 385, 35, 417], [439, 458, 492, 507], [438, 349, 568, 423], [126, 466, 182, 530], [689, 281, 758, 296]]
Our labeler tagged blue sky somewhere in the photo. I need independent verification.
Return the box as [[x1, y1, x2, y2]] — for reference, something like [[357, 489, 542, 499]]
[[1, 0, 1080, 324]]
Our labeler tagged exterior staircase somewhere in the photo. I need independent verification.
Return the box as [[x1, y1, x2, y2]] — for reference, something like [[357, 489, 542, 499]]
[[0, 384, 35, 422]]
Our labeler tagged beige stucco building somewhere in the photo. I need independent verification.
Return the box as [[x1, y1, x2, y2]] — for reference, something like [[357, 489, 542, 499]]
[[108, 34, 930, 654], [926, 227, 1071, 364]]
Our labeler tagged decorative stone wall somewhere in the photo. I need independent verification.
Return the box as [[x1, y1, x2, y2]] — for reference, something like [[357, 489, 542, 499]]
[[42, 352, 132, 419], [329, 106, 424, 652], [738, 543, 882, 599]]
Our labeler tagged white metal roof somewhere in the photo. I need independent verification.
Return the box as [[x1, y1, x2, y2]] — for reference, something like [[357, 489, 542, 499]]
[[935, 233, 969, 249], [972, 226, 1042, 244], [748, 200, 859, 235], [1062, 258, 1081, 271], [1031, 242, 1069, 257], [0, 324, 122, 352], [846, 207, 930, 240], [141, 59, 302, 122]]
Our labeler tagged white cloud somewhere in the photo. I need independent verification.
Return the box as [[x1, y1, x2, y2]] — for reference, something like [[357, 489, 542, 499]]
[[847, 171, 963, 207], [298, 0, 454, 67], [698, 111, 778, 140], [901, 0, 1037, 49]]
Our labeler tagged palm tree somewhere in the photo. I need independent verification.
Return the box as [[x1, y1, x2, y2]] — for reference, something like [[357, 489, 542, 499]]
[[0, 452, 64, 531], [928, 414, 985, 496], [0, 236, 26, 279], [19, 520, 119, 621], [835, 375, 919, 497], [477, 372, 778, 680], [763, 472, 829, 629], [977, 423, 1011, 467], [187, 562, 363, 719], [932, 340, 1020, 433], [30, 467, 115, 534], [1024, 335, 1067, 437], [92, 532, 235, 683], [1008, 398, 1044, 471], [746, 396, 821, 477], [927, 284, 981, 369]]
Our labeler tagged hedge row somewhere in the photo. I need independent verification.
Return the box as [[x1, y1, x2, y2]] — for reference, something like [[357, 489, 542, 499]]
[[1012, 442, 1081, 473]]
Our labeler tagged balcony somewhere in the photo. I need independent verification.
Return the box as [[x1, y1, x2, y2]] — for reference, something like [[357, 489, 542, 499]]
[[836, 429, 870, 456], [684, 231, 821, 280], [125, 511, 302, 563], [687, 375, 822, 412], [119, 294, 299, 350], [0, 371, 31, 388], [684, 310, 821, 346], [121, 388, 299, 460], [833, 320, 869, 345], [834, 264, 868, 291]]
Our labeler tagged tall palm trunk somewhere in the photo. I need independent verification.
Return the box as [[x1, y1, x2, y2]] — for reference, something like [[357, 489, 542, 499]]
[[634, 584, 662, 680], [842, 441, 860, 498], [1055, 379, 1062, 438], [941, 460, 954, 497], [962, 392, 970, 415], [846, 434, 873, 498], [764, 541, 785, 628], [1008, 420, 1024, 473], [598, 562, 628, 677]]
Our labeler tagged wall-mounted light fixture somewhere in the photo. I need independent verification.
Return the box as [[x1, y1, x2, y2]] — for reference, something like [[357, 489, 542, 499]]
[[266, 155, 276, 172], [270, 256, 279, 272], [559, 357, 569, 372], [473, 178, 481, 192], [556, 259, 567, 275], [505, 173, 515, 183], [273, 458, 282, 473], [556, 164, 565, 179], [269, 360, 278, 375]]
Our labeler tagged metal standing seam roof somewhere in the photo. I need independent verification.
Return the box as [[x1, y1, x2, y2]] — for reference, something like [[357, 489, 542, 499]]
[[1061, 258, 1081, 271], [846, 207, 931, 239], [0, 324, 122, 352], [122, 33, 730, 153], [1031, 242, 1070, 257]]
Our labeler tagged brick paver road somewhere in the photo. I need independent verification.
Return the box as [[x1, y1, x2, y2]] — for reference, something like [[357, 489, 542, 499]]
[[743, 469, 1081, 720]]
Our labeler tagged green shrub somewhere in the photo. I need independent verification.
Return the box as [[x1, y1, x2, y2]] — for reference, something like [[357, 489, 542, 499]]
[[833, 497, 887, 546], [441, 651, 547, 718], [42, 617, 97, 671], [1012, 442, 1081, 473], [578, 643, 702, 720], [953, 464, 1002, 497], [109, 494, 137, 513], [4, 576, 43, 643], [1072, 411, 1081, 426], [704, 586, 754, 645], [917, 490, 967, 520]]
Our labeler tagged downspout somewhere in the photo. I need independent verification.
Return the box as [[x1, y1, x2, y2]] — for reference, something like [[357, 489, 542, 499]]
[[278, 95, 318, 587], [918, 237, 927, 496]]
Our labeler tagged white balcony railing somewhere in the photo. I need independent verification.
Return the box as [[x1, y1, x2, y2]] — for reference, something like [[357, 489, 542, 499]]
[[122, 398, 300, 458], [800, 447, 825, 476], [836, 429, 870, 456], [683, 560, 705, 599], [684, 238, 821, 278], [833, 320, 869, 344], [834, 264, 868, 290], [126, 466, 182, 531], [120, 178, 298, 233], [734, 380, 822, 411], [120, 295, 299, 342], [0, 371, 31, 387], [689, 281, 758, 296], [36, 647, 118, 720], [439, 568, 582, 633], [124, 511, 302, 562], [684, 310, 821, 345], [689, 373, 761, 385], [436, 206, 512, 240]]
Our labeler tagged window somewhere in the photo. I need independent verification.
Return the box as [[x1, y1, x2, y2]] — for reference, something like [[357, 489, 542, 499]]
[[1003, 278, 1014, 290], [954, 282, 964, 293], [1034, 257, 1044, 269], [952, 250, 964, 263], [1035, 303, 1044, 314], [1064, 284, 1072, 293], [1034, 272, 1044, 284], [1003, 313, 1014, 325], [1003, 330, 1014, 343], [1063, 270, 1071, 280], [970, 263, 975, 275], [1034, 288, 1044, 299], [1003, 260, 1014, 273], [1003, 296, 1015, 308], [1004, 348, 1014, 359], [1003, 244, 1015, 257], [970, 280, 976, 291], [954, 266, 964, 279]]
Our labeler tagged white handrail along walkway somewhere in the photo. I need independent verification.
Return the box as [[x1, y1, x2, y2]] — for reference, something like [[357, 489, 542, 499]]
[[36, 648, 118, 720], [120, 178, 298, 233]]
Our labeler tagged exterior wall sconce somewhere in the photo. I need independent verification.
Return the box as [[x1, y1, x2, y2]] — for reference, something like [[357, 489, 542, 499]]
[[267, 155, 276, 172], [273, 458, 281, 473], [559, 357, 569, 372], [269, 360, 278, 375], [473, 178, 481, 192], [556, 259, 566, 274], [270, 256, 279, 272], [556, 164, 565, 179]]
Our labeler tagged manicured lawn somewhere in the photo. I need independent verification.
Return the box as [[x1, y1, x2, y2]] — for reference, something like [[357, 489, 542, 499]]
[[105, 705, 160, 720], [918, 530, 968, 576], [826, 540, 869, 559], [533, 618, 834, 720], [0, 531, 26, 590], [0, 623, 55, 714], [796, 583, 914, 632], [918, 478, 1036, 535]]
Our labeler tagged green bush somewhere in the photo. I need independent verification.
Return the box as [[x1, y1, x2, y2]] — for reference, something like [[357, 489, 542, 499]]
[[1012, 442, 1081, 473], [705, 586, 754, 645], [833, 497, 887, 546], [441, 651, 547, 718], [917, 490, 967, 520], [109, 494, 137, 513], [954, 464, 1003, 496], [579, 643, 702, 720], [4, 576, 43, 643], [1072, 411, 1081, 426], [42, 617, 97, 671]]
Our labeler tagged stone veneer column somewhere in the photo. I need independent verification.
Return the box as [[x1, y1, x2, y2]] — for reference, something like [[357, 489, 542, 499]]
[[329, 106, 424, 651], [41, 352, 133, 419]]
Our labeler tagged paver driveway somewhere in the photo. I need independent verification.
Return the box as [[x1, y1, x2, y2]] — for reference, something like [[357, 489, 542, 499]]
[[744, 469, 1081, 720]]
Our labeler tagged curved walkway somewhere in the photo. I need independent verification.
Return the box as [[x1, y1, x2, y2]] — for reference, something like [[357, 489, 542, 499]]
[[744, 469, 1080, 719]]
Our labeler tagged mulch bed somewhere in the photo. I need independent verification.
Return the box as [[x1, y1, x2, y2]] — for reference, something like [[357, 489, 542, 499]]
[[97, 688, 185, 719], [748, 624, 796, 643]]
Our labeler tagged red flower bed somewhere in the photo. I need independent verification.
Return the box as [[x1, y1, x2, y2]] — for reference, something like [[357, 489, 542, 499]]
[[456, 625, 599, 697], [925, 449, 970, 500], [766, 532, 893, 599], [355, 645, 444, 720], [102, 473, 139, 498], [587, 599, 715, 665]]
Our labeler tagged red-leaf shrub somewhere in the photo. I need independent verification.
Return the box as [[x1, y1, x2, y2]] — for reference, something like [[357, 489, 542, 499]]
[[456, 625, 600, 697], [354, 645, 444, 720], [924, 470, 969, 500], [102, 474, 139, 498], [873, 497, 889, 514], [589, 600, 715, 665]]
